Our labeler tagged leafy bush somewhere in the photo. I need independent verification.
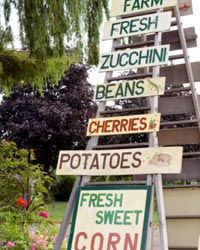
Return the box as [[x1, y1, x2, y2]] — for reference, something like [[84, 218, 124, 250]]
[[0, 140, 62, 249], [51, 175, 76, 201]]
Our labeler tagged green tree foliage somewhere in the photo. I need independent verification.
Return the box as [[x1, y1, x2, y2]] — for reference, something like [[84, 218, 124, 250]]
[[0, 0, 109, 89], [0, 64, 97, 173]]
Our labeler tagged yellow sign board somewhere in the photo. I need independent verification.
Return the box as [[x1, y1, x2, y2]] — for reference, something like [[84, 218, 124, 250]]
[[110, 0, 177, 17], [103, 12, 172, 40], [67, 185, 152, 250], [99, 45, 170, 72], [87, 113, 160, 136], [56, 147, 183, 176], [94, 77, 165, 101]]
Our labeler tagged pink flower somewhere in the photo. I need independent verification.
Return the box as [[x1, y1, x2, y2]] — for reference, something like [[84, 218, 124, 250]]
[[6, 241, 15, 248], [31, 243, 37, 250], [38, 211, 49, 219]]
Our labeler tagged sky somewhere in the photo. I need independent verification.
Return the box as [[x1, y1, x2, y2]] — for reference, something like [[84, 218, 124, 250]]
[[89, 1, 200, 86]]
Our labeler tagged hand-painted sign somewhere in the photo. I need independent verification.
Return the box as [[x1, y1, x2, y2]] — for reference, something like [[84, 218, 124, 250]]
[[56, 147, 183, 176], [87, 113, 160, 136], [94, 77, 165, 101], [99, 45, 170, 72], [103, 12, 172, 40], [67, 185, 152, 250], [110, 0, 177, 17]]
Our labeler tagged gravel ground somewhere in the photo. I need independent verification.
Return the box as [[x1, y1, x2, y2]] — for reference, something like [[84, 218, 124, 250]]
[[153, 227, 160, 249]]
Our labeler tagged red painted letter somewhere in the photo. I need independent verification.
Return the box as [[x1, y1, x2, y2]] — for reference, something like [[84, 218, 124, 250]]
[[91, 233, 104, 250], [124, 233, 138, 250], [74, 232, 87, 250], [107, 233, 121, 250]]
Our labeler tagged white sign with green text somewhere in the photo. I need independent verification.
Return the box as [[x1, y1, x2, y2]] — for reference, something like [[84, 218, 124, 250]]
[[110, 0, 177, 17], [103, 12, 172, 40], [99, 45, 169, 72], [67, 185, 152, 250], [94, 77, 165, 101]]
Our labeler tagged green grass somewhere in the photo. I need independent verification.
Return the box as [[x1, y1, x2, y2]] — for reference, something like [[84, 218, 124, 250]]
[[154, 210, 159, 224], [47, 201, 68, 222]]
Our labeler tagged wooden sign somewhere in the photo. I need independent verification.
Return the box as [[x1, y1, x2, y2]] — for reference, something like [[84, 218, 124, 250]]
[[56, 147, 183, 176], [99, 45, 170, 72], [110, 0, 177, 17], [87, 113, 160, 136], [103, 12, 172, 40], [164, 186, 200, 248], [67, 185, 152, 250], [94, 77, 165, 101]]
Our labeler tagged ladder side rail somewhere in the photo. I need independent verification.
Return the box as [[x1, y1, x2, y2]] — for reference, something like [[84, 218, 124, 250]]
[[149, 8, 169, 250], [54, 39, 118, 250], [173, 5, 200, 133]]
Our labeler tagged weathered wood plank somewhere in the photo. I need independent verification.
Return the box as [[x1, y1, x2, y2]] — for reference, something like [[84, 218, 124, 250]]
[[132, 27, 197, 51], [164, 186, 200, 216], [103, 12, 172, 40], [160, 62, 200, 86], [101, 96, 195, 116], [56, 147, 183, 176], [159, 96, 195, 115], [137, 158, 200, 181], [87, 113, 161, 136], [110, 0, 177, 17], [158, 127, 200, 145], [110, 0, 192, 17], [107, 62, 200, 86], [164, 27, 197, 50], [167, 218, 200, 248]]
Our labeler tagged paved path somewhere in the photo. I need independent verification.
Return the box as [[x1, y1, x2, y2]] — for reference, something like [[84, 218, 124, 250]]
[[153, 227, 160, 249]]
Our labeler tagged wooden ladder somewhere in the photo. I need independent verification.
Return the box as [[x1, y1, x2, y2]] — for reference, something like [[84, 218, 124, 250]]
[[54, 1, 199, 249]]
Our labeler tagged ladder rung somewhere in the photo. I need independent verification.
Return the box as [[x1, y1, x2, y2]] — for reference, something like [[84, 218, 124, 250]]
[[100, 106, 150, 116], [167, 215, 200, 219], [169, 54, 184, 60], [93, 142, 149, 150], [161, 119, 198, 126], [114, 40, 154, 51], [171, 20, 177, 27], [183, 152, 200, 157], [107, 72, 153, 82], [165, 87, 191, 93], [85, 181, 147, 186]]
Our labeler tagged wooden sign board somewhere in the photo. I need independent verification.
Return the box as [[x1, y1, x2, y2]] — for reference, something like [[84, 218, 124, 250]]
[[141, 27, 197, 52], [158, 127, 200, 146], [99, 45, 169, 72], [56, 147, 183, 176], [94, 77, 165, 101], [164, 186, 200, 217], [162, 158, 200, 181], [161, 62, 200, 86], [110, 0, 177, 17], [67, 185, 152, 250], [87, 113, 160, 136], [103, 12, 172, 40], [87, 113, 161, 136], [167, 218, 200, 248]]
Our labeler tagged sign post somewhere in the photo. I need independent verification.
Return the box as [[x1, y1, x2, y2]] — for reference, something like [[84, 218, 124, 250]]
[[68, 185, 152, 250], [56, 147, 183, 176]]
